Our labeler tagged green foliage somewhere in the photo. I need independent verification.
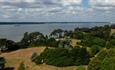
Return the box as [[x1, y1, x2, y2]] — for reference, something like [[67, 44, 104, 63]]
[[96, 49, 108, 60], [90, 45, 101, 56], [71, 31, 84, 39], [0, 39, 20, 52], [46, 38, 58, 47], [41, 48, 73, 67], [39, 47, 90, 67], [88, 48, 115, 70], [100, 57, 115, 70], [31, 52, 42, 64], [18, 62, 25, 70], [70, 47, 90, 65], [109, 39, 115, 46], [111, 32, 115, 39], [21, 32, 46, 48], [88, 58, 101, 70], [0, 57, 6, 64], [47, 56, 74, 67], [81, 36, 106, 47], [105, 41, 113, 49], [90, 25, 111, 40]]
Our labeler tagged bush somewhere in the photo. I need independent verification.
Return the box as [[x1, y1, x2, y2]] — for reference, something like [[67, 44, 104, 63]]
[[18, 62, 25, 70], [31, 52, 42, 64]]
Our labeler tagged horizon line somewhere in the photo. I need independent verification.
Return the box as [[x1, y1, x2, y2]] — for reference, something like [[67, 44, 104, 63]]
[[0, 22, 111, 25]]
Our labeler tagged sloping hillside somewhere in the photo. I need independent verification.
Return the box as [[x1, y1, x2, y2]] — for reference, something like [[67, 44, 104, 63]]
[[0, 47, 86, 70], [0, 47, 46, 70]]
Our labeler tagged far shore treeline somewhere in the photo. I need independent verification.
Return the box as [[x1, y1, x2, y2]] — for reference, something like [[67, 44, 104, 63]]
[[0, 22, 110, 25], [0, 24, 115, 69]]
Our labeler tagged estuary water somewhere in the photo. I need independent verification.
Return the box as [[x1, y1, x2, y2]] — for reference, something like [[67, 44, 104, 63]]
[[0, 22, 112, 42]]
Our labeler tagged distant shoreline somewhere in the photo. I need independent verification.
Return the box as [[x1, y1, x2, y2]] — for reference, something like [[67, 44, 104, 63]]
[[0, 22, 111, 25]]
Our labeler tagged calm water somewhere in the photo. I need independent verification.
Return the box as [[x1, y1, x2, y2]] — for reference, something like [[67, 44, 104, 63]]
[[0, 22, 112, 42]]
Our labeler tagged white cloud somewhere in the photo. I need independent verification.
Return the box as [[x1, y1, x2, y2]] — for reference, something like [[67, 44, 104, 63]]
[[0, 0, 37, 3], [90, 0, 115, 6], [1, 0, 115, 22], [89, 0, 115, 10], [60, 0, 81, 5], [0, 0, 83, 16]]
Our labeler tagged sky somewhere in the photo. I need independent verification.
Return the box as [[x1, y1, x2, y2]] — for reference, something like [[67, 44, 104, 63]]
[[0, 0, 115, 22]]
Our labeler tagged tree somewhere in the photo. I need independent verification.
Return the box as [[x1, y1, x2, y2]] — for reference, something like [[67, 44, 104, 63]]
[[6, 40, 20, 51], [0, 39, 8, 52], [90, 25, 111, 40], [21, 32, 46, 47], [50, 29, 63, 38], [111, 32, 115, 39], [40, 48, 74, 67], [20, 32, 29, 48], [46, 38, 58, 47], [0, 39, 18, 52], [80, 36, 106, 47], [70, 47, 90, 65], [72, 31, 84, 39]]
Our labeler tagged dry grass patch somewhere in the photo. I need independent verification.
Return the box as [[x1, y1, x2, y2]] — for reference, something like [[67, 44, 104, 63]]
[[71, 39, 81, 47], [111, 29, 115, 34], [0, 47, 46, 70]]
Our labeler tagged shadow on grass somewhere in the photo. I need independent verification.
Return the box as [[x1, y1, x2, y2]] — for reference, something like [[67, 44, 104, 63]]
[[4, 67, 14, 70]]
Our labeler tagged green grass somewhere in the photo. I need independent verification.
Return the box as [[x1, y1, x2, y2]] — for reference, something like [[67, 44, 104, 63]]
[[77, 66, 86, 70]]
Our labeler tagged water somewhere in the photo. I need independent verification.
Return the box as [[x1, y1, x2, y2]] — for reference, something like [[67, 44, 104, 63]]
[[0, 22, 112, 42]]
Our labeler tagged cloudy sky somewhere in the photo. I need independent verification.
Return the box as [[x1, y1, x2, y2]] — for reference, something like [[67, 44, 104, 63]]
[[0, 0, 115, 22]]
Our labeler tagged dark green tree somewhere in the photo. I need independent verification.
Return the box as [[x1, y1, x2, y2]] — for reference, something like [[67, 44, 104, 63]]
[[50, 29, 63, 38]]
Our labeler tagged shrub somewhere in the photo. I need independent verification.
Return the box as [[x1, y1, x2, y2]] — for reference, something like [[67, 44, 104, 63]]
[[31, 52, 42, 64], [88, 58, 101, 70], [18, 62, 25, 70]]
